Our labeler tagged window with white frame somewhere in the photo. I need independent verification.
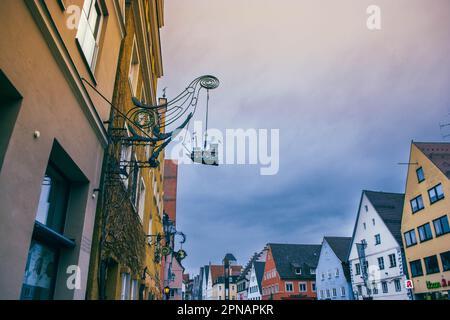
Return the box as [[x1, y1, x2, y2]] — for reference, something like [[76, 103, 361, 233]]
[[299, 282, 307, 292], [129, 38, 140, 96], [332, 288, 337, 297], [311, 282, 316, 292], [285, 282, 293, 292], [294, 268, 301, 275], [341, 286, 346, 297], [76, 0, 103, 69]]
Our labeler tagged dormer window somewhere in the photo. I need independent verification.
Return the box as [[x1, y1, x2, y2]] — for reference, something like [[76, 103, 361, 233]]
[[295, 268, 302, 275], [310, 268, 316, 275]]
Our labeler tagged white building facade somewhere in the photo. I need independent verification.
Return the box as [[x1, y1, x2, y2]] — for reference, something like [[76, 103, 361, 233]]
[[348, 191, 412, 300], [247, 261, 265, 300]]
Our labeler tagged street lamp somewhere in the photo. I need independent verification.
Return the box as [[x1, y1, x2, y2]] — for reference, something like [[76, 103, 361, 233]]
[[164, 286, 170, 300]]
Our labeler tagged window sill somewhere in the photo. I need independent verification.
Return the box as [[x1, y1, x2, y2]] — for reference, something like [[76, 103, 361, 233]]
[[426, 271, 440, 275], [435, 232, 450, 238], [33, 221, 76, 249], [429, 196, 445, 206], [419, 238, 433, 244], [412, 207, 425, 215]]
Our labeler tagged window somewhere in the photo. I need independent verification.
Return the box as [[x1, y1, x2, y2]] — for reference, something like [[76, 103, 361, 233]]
[[372, 218, 376, 226], [388, 254, 396, 268], [418, 223, 433, 242], [21, 241, 59, 300], [428, 184, 444, 204], [294, 268, 301, 275], [357, 285, 362, 296], [34, 165, 70, 233], [440, 251, 450, 272], [362, 261, 368, 275], [364, 205, 368, 212], [310, 268, 316, 275], [363, 222, 366, 230], [332, 288, 337, 297], [378, 257, 385, 270], [341, 287, 346, 297], [76, 0, 103, 69], [285, 283, 293, 292], [320, 290, 324, 299], [0, 70, 23, 171], [120, 273, 131, 300], [381, 281, 388, 294], [375, 234, 381, 245], [410, 195, 424, 213], [404, 229, 417, 247], [119, 124, 132, 189], [129, 38, 140, 96], [327, 271, 331, 279], [433, 215, 450, 237], [335, 268, 339, 277], [299, 283, 307, 292], [311, 282, 316, 292], [355, 263, 361, 275], [130, 279, 139, 300], [410, 260, 423, 278], [21, 163, 71, 300], [326, 289, 331, 298], [416, 167, 425, 183], [424, 255, 440, 275], [372, 283, 378, 295], [137, 177, 146, 222], [321, 273, 325, 280], [394, 279, 401, 292]]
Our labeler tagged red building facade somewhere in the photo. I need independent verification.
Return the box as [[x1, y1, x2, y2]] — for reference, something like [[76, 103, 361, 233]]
[[261, 243, 321, 300]]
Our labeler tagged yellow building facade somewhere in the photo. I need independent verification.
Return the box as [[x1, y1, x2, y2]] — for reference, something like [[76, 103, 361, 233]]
[[87, 0, 166, 300], [401, 142, 450, 300]]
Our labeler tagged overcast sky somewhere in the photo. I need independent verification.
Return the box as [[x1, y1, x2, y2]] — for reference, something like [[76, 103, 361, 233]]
[[159, 0, 450, 276]]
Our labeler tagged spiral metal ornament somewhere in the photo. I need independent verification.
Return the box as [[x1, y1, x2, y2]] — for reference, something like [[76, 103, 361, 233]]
[[128, 108, 157, 130], [199, 75, 220, 90]]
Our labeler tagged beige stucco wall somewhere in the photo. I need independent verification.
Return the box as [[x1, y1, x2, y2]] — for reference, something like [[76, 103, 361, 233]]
[[401, 143, 450, 295]]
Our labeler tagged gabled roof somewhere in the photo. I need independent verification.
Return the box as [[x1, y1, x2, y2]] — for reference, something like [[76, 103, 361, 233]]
[[253, 261, 266, 293], [323, 237, 352, 262], [414, 142, 450, 179], [364, 190, 404, 245], [210, 265, 242, 284], [268, 243, 321, 279]]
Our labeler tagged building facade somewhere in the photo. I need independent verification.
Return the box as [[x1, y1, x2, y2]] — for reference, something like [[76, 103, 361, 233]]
[[86, 0, 165, 300], [348, 190, 411, 300], [0, 0, 124, 300], [401, 142, 450, 300], [261, 243, 320, 300], [316, 237, 353, 300], [247, 261, 265, 300]]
